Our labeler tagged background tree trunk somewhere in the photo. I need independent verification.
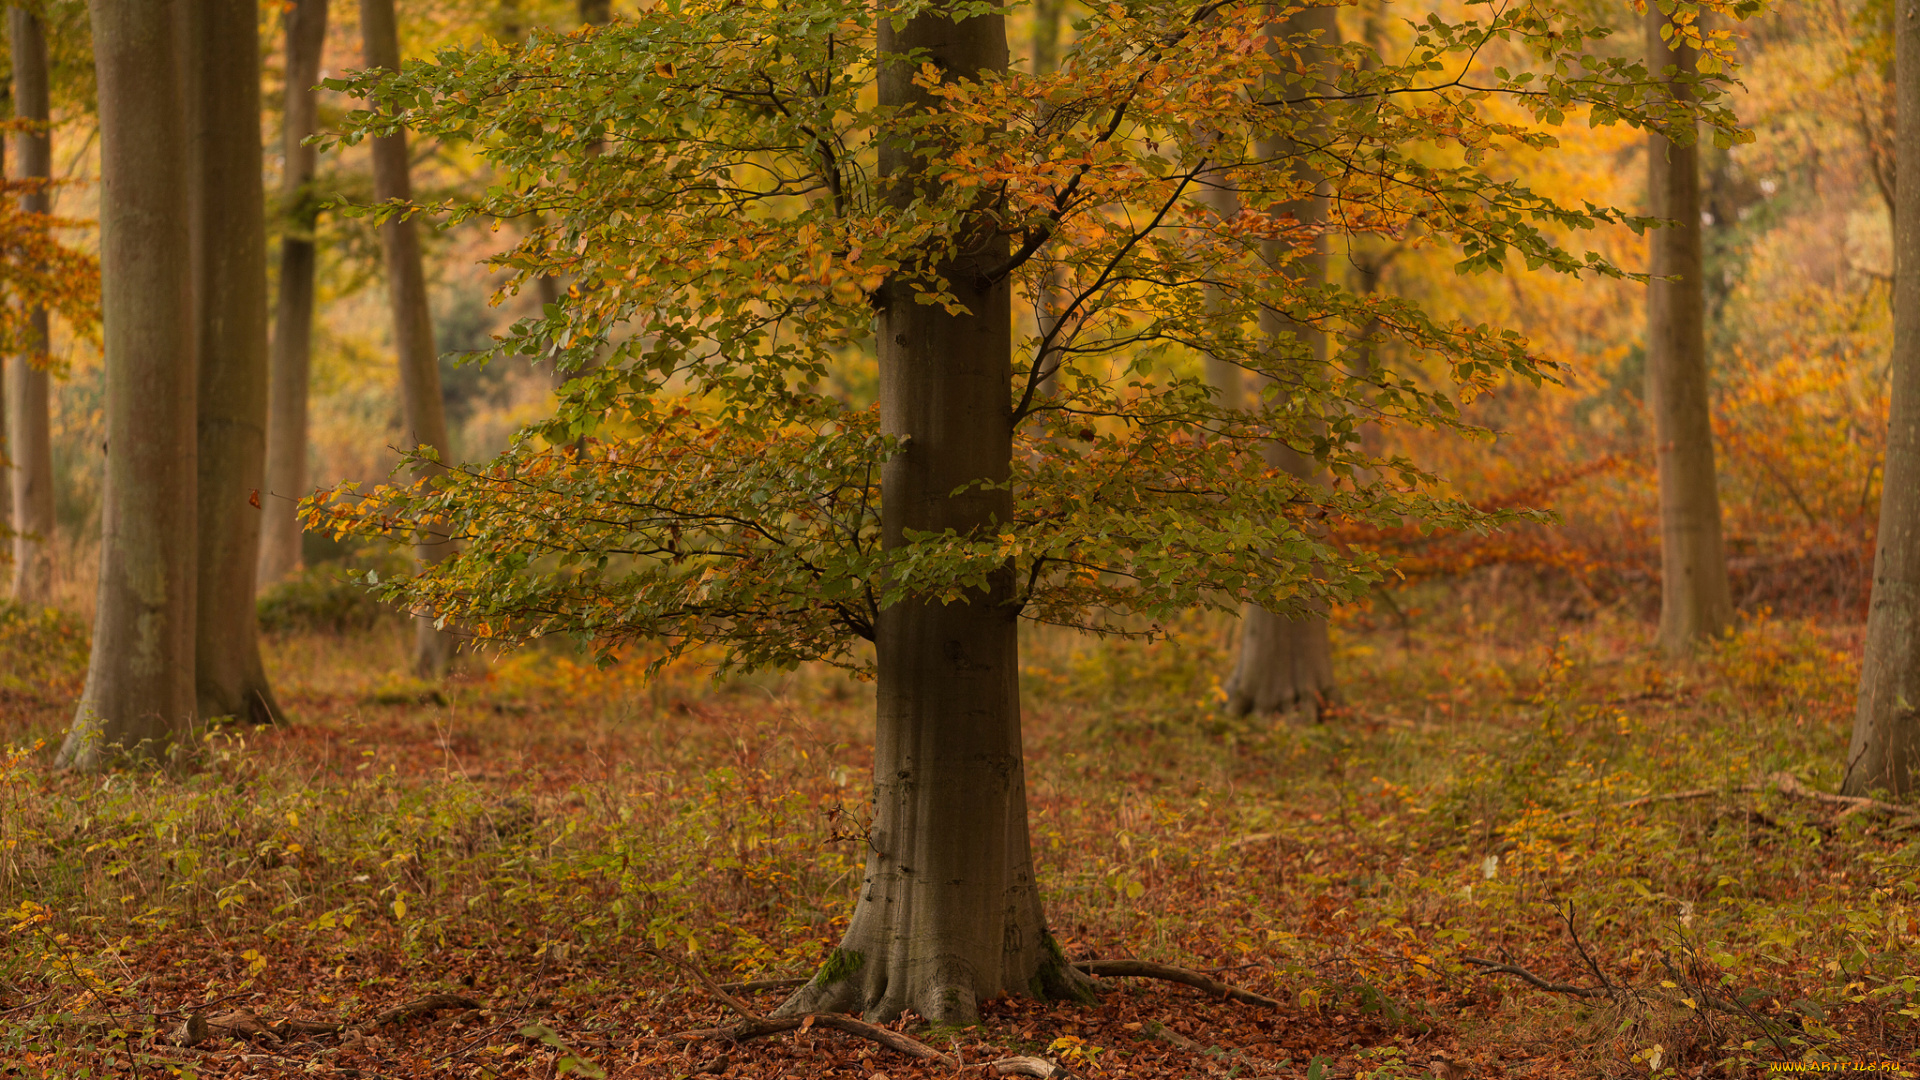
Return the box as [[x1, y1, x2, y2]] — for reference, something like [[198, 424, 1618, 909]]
[[59, 0, 196, 768], [1846, 0, 1920, 798], [1223, 3, 1339, 721], [361, 0, 457, 677], [258, 0, 329, 591], [775, 2, 1080, 1026], [187, 0, 280, 725], [1646, 4, 1733, 656], [7, 6, 55, 607]]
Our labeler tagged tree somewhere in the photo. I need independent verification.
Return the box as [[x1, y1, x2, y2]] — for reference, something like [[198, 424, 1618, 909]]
[[360, 0, 459, 678], [1221, 2, 1339, 719], [59, 0, 195, 768], [6, 4, 53, 606], [1645, 0, 1733, 655], [315, 0, 1751, 1018], [186, 0, 281, 725], [1847, 0, 1920, 798], [258, 0, 331, 591]]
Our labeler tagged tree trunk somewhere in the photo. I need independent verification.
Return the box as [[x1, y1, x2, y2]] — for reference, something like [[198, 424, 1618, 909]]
[[258, 0, 329, 591], [186, 0, 280, 725], [774, 3, 1082, 1026], [1846, 0, 1920, 798], [1222, 3, 1339, 721], [7, 6, 55, 607], [1645, 4, 1732, 656], [361, 0, 457, 677], [59, 0, 196, 769]]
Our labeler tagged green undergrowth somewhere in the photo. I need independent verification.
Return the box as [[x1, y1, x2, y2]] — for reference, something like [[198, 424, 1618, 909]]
[[1, 579, 1916, 1076]]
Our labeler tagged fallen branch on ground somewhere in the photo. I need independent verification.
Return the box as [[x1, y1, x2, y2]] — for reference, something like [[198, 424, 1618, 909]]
[[1074, 959, 1281, 1009], [1462, 957, 1609, 999], [1615, 785, 1756, 809], [991, 1055, 1073, 1077]]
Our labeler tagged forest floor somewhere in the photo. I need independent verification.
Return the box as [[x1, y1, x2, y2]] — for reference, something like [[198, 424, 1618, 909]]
[[2, 576, 1916, 1079]]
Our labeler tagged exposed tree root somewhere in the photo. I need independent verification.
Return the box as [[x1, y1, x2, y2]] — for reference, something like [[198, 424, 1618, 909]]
[[665, 945, 1077, 1075], [1767, 771, 1919, 818], [674, 1013, 961, 1067], [1073, 959, 1281, 1009]]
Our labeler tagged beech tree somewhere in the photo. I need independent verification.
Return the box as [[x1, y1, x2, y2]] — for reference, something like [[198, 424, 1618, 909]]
[[258, 0, 331, 590], [188, 0, 280, 724], [60, 0, 195, 768], [1848, 0, 1920, 797], [360, 0, 459, 677], [1645, 0, 1733, 655], [316, 0, 1751, 1019], [1220, 2, 1338, 719], [7, 5, 53, 606]]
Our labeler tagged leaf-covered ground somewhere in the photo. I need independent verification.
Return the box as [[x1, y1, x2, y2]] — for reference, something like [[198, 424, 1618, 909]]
[[2, 580, 1916, 1079]]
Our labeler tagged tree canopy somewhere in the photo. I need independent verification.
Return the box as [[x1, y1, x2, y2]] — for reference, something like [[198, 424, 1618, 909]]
[[307, 0, 1754, 674]]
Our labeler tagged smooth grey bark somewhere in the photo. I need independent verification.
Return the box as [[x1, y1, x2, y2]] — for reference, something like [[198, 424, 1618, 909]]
[[1222, 3, 1338, 720], [361, 0, 457, 677], [775, 4, 1082, 1026], [1847, 0, 1920, 798], [7, 6, 54, 606], [258, 0, 330, 591], [1645, 3, 1732, 656], [186, 0, 280, 725], [60, 0, 197, 768]]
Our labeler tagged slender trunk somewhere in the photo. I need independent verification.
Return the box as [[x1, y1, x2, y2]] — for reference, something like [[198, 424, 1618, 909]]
[[186, 0, 280, 725], [258, 0, 330, 590], [1847, 0, 1920, 798], [361, 0, 457, 677], [1646, 3, 1732, 655], [7, 7, 54, 606], [775, 2, 1082, 1026], [1223, 3, 1338, 720], [60, 0, 196, 768]]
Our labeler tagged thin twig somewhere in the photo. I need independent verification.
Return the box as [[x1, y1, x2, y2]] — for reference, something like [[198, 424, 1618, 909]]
[[1557, 902, 1614, 993]]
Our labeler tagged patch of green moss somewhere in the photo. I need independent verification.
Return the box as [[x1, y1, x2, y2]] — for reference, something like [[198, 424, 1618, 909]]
[[813, 947, 864, 987], [1033, 929, 1098, 1005]]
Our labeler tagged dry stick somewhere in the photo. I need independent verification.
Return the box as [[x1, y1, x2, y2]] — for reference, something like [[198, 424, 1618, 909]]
[[992, 1055, 1073, 1078], [1556, 902, 1615, 994], [1614, 786, 1748, 809], [1461, 957, 1609, 999], [1073, 959, 1281, 1009], [365, 993, 481, 1030]]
